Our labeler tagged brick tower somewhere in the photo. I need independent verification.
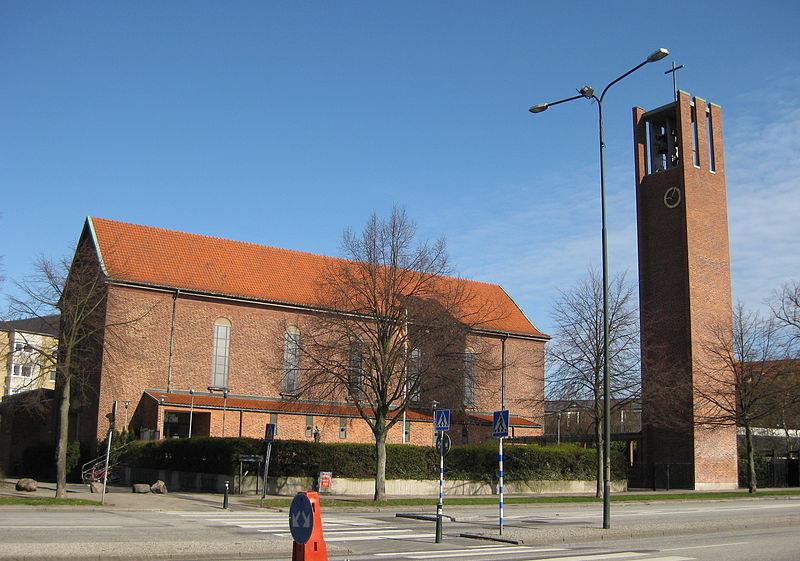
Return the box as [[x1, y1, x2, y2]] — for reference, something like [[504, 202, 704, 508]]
[[633, 91, 738, 489]]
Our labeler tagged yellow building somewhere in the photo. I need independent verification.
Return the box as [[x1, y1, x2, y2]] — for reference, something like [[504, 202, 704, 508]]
[[1, 315, 59, 400]]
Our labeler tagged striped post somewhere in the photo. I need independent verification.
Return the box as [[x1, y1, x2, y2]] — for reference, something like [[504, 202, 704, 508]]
[[436, 449, 444, 542], [499, 436, 504, 535]]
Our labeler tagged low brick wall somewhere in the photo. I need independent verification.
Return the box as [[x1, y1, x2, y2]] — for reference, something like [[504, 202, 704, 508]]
[[121, 467, 626, 495]]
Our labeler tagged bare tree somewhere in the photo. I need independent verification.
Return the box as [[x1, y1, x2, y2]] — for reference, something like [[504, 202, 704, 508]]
[[694, 302, 799, 492], [290, 207, 496, 500], [770, 280, 800, 353], [545, 268, 639, 496], [7, 244, 134, 498]]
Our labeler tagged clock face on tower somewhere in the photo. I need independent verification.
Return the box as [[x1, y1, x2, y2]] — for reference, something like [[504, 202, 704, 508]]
[[664, 186, 681, 208]]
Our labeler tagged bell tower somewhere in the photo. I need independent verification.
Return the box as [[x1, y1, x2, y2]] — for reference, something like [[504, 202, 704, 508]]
[[633, 91, 738, 489]]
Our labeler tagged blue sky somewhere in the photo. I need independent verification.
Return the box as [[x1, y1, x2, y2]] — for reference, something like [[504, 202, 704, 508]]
[[2, 1, 798, 337]]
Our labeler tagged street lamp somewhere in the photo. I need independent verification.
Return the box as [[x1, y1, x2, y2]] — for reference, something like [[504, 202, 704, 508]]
[[122, 400, 131, 429], [188, 389, 194, 438], [208, 386, 231, 437], [528, 47, 668, 530]]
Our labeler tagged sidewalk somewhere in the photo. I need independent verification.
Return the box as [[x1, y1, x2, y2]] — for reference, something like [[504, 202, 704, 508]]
[[1, 479, 261, 511], [3, 478, 799, 511], [1, 479, 799, 561]]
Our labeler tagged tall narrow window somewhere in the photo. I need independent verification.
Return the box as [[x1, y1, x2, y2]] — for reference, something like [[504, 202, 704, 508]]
[[707, 108, 716, 172], [348, 339, 363, 397], [463, 349, 476, 408], [283, 327, 301, 394], [270, 413, 278, 436], [691, 104, 700, 167], [408, 347, 422, 402], [339, 417, 347, 439], [305, 415, 314, 438], [211, 319, 231, 388]]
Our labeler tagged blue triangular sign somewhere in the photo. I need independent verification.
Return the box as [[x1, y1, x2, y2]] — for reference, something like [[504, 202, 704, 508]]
[[493, 410, 509, 437], [435, 409, 450, 431]]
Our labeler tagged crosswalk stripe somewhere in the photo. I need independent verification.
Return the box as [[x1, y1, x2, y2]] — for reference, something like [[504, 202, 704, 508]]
[[514, 553, 688, 561], [516, 558, 693, 561], [404, 545, 554, 559], [325, 533, 434, 542], [373, 545, 534, 556]]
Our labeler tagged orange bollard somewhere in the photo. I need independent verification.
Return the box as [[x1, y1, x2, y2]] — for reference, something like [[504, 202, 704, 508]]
[[291, 491, 328, 561]]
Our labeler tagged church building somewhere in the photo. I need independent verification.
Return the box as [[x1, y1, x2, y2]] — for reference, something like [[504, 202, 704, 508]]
[[58, 217, 547, 458]]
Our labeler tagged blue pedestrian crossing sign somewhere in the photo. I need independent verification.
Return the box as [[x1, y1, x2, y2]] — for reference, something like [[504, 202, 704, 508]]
[[434, 409, 450, 431], [493, 410, 509, 438]]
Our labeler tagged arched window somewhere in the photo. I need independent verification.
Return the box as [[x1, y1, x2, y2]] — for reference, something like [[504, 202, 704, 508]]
[[283, 326, 301, 394], [463, 348, 476, 408], [211, 318, 231, 388]]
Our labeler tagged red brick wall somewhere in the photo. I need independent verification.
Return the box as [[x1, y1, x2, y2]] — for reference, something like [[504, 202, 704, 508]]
[[89, 284, 545, 447], [634, 93, 737, 488]]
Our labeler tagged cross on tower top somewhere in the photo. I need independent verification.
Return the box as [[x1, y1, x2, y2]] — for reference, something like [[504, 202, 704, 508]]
[[664, 61, 685, 101]]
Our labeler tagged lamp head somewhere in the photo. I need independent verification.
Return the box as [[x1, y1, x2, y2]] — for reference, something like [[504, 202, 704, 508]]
[[528, 104, 548, 114], [579, 86, 594, 98], [646, 48, 669, 63]]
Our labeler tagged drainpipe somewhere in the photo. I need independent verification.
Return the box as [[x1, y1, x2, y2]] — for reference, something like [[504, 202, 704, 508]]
[[167, 289, 180, 392]]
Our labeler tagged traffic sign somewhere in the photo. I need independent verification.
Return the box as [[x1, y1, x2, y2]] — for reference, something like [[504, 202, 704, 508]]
[[493, 410, 509, 438], [289, 493, 314, 544], [264, 423, 276, 442], [434, 409, 450, 431], [436, 432, 451, 456]]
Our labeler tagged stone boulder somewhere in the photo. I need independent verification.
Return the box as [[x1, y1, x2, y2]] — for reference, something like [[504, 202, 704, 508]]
[[15, 478, 37, 492], [89, 481, 103, 493], [150, 480, 168, 494], [132, 483, 152, 493]]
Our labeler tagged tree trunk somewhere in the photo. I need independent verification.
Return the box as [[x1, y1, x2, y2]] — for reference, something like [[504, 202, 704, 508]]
[[744, 422, 757, 493], [55, 374, 71, 499], [373, 418, 386, 501], [594, 399, 603, 498]]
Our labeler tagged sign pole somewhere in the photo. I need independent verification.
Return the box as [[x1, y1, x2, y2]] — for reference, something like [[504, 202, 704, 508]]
[[499, 436, 504, 535], [433, 409, 449, 544], [493, 409, 509, 535], [436, 444, 444, 543], [261, 423, 275, 507], [101, 401, 117, 505]]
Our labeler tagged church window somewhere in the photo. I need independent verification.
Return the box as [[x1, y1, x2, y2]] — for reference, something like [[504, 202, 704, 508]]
[[408, 347, 422, 402], [463, 349, 476, 408], [348, 339, 363, 396], [211, 319, 231, 388], [283, 327, 301, 394]]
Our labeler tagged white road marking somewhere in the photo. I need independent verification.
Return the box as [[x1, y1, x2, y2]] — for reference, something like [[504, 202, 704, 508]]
[[662, 541, 749, 551]]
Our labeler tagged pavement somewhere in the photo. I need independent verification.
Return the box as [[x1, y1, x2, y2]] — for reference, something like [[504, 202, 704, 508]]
[[0, 479, 258, 510], [1, 479, 800, 560]]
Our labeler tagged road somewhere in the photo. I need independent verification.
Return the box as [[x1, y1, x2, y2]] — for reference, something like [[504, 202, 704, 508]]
[[0, 496, 797, 560]]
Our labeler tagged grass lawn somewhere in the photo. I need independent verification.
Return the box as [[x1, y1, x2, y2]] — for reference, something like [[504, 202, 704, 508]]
[[0, 496, 99, 506]]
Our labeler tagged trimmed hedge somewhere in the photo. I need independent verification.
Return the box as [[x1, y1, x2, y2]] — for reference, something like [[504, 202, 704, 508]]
[[122, 438, 625, 481]]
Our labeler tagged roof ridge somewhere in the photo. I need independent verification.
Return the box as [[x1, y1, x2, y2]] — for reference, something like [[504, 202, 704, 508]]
[[89, 216, 336, 262], [89, 216, 507, 289], [86, 217, 545, 338]]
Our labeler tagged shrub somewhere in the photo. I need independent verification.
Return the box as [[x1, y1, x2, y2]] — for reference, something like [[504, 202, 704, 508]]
[[122, 437, 622, 482]]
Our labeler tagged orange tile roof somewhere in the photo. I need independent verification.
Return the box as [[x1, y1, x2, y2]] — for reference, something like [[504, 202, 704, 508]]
[[147, 391, 434, 421], [87, 217, 545, 338], [147, 391, 538, 427]]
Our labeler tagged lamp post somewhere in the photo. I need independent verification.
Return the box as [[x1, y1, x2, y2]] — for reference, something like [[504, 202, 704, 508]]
[[188, 389, 194, 438], [122, 400, 131, 430], [222, 389, 229, 437], [529, 48, 668, 530], [208, 386, 231, 437]]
